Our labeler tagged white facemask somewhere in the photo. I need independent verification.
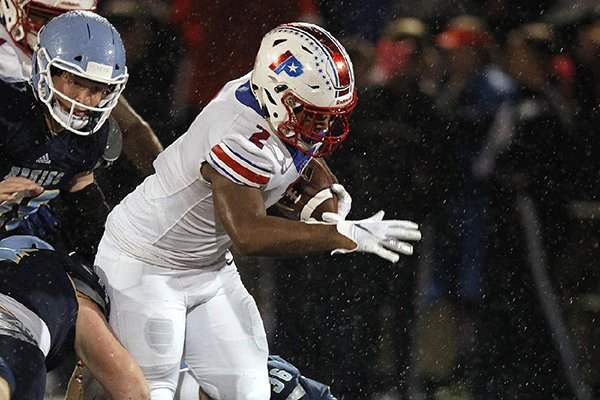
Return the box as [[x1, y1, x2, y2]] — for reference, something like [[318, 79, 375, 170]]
[[51, 99, 90, 131]]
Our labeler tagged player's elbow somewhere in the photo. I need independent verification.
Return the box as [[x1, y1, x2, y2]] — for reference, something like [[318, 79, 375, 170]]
[[228, 227, 267, 257], [231, 235, 262, 257]]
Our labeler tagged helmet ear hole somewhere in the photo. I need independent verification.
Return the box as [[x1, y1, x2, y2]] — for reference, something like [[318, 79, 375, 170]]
[[265, 89, 277, 106]]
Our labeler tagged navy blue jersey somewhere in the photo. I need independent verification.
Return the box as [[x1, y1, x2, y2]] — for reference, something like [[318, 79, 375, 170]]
[[0, 235, 109, 370], [268, 355, 337, 400], [0, 79, 109, 233], [0, 236, 77, 369]]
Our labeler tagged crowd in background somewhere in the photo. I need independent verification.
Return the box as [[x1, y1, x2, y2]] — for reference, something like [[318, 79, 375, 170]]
[[48, 0, 600, 399]]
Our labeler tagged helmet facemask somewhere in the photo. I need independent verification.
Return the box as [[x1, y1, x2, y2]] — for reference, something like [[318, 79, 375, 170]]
[[278, 91, 356, 157], [34, 48, 126, 135]]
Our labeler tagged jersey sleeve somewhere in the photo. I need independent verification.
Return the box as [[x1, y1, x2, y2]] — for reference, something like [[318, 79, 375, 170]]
[[207, 135, 274, 189], [0, 39, 29, 83]]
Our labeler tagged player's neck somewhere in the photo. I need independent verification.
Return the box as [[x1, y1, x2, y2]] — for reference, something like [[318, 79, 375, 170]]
[[44, 112, 62, 136]]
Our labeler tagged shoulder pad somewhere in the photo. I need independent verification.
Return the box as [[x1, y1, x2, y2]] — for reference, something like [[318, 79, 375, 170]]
[[66, 252, 110, 318], [95, 116, 122, 169]]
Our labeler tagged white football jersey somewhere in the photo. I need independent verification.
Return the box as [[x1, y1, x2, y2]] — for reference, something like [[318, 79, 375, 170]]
[[105, 73, 311, 269], [0, 25, 31, 82]]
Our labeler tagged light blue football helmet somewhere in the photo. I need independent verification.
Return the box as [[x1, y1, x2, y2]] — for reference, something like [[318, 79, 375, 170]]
[[31, 10, 128, 135]]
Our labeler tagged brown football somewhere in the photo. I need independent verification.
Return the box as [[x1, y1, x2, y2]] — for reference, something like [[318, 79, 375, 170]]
[[273, 158, 339, 221]]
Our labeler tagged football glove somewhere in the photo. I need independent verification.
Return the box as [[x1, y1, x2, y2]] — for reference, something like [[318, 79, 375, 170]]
[[333, 211, 421, 263], [321, 183, 352, 222]]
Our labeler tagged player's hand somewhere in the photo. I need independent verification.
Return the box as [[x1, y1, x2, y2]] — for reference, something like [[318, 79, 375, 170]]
[[321, 183, 352, 222], [0, 177, 43, 205], [332, 211, 421, 263]]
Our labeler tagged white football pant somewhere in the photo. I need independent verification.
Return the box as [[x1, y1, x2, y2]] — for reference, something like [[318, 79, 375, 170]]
[[94, 235, 270, 400]]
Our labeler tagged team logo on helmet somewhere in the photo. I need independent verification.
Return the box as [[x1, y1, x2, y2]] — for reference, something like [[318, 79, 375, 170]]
[[269, 51, 304, 77]]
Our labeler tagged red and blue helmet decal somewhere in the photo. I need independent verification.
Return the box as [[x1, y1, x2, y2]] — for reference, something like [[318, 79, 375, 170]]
[[269, 51, 304, 77]]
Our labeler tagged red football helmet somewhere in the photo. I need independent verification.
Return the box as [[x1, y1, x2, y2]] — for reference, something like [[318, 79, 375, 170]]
[[1, 0, 97, 54]]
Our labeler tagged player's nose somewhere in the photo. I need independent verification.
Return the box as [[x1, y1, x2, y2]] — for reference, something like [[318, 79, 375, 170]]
[[75, 88, 102, 108]]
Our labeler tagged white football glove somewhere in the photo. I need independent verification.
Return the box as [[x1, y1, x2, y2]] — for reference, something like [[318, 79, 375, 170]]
[[321, 183, 352, 222], [332, 211, 421, 263]]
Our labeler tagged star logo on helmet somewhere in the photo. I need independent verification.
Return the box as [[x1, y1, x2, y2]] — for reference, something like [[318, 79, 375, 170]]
[[269, 51, 304, 77]]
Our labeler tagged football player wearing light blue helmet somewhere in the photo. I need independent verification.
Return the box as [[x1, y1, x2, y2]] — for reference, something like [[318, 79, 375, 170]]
[[0, 10, 127, 262], [31, 10, 128, 136]]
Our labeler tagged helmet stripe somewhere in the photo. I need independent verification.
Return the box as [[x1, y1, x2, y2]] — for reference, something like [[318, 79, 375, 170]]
[[283, 24, 352, 90]]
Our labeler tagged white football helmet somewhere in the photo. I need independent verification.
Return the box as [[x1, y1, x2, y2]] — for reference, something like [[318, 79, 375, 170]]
[[0, 0, 97, 54], [251, 22, 357, 157]]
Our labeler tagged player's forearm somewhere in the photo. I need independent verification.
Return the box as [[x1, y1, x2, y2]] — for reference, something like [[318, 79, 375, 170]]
[[112, 97, 163, 176], [121, 119, 163, 176], [74, 297, 150, 400], [227, 214, 354, 257], [208, 162, 354, 257]]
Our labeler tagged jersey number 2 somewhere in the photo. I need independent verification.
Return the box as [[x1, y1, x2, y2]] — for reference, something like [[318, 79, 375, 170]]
[[249, 126, 269, 149]]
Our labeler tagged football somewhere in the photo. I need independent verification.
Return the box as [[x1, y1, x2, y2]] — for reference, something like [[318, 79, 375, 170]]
[[272, 158, 339, 221]]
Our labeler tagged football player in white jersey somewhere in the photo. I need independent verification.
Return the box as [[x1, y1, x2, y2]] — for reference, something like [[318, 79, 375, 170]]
[[0, 0, 163, 175], [94, 22, 422, 400]]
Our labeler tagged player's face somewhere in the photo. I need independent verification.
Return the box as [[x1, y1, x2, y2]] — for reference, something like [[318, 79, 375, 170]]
[[51, 71, 112, 114], [302, 112, 331, 132], [294, 106, 332, 133]]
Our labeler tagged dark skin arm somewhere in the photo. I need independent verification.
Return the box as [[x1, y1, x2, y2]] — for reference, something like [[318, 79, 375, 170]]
[[202, 163, 355, 257], [112, 97, 164, 176]]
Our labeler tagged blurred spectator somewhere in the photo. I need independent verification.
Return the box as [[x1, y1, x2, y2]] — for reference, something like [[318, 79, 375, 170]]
[[481, 22, 576, 399], [170, 0, 320, 123], [278, 17, 444, 400], [420, 14, 517, 398], [341, 16, 442, 220], [97, 0, 184, 206], [101, 0, 185, 146], [316, 0, 390, 41], [570, 18, 600, 199], [340, 17, 445, 399], [555, 15, 600, 392], [341, 36, 376, 89], [370, 17, 442, 92]]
